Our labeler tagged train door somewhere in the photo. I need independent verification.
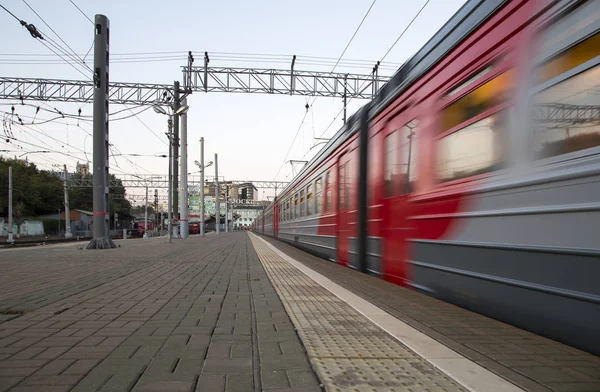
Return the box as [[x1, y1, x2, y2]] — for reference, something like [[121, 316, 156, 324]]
[[381, 118, 419, 286], [336, 149, 358, 268]]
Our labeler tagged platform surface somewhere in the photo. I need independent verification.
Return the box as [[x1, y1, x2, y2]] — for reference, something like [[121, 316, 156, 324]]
[[0, 232, 598, 392]]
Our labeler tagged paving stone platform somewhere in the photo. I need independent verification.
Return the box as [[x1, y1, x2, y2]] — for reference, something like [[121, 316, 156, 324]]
[[0, 233, 320, 392], [259, 236, 600, 392]]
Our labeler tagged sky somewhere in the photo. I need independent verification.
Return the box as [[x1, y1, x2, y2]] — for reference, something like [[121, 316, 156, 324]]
[[0, 0, 467, 202]]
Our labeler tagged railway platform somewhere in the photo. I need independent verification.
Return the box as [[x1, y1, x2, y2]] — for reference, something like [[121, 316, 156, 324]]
[[0, 232, 598, 392]]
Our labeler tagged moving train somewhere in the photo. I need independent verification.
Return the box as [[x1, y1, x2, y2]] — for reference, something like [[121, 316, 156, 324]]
[[253, 0, 600, 356]]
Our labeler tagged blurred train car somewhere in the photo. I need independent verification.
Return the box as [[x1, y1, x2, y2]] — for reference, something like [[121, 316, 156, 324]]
[[254, 0, 600, 356]]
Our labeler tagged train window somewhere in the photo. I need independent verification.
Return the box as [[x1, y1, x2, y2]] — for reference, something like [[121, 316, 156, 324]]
[[441, 69, 514, 133], [325, 171, 332, 212], [534, 32, 600, 159], [384, 131, 400, 197], [537, 31, 600, 85], [306, 184, 313, 215], [294, 193, 299, 218], [401, 120, 419, 194], [315, 177, 323, 213], [436, 70, 513, 182], [437, 112, 506, 182], [300, 189, 305, 217]]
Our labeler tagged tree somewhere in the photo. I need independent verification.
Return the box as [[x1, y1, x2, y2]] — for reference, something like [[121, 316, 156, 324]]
[[0, 158, 64, 223], [68, 173, 132, 215]]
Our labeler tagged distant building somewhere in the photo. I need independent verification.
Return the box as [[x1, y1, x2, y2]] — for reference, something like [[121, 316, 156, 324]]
[[76, 161, 90, 175]]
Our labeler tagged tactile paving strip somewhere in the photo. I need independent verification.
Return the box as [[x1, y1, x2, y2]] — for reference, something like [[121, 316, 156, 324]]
[[250, 234, 465, 392]]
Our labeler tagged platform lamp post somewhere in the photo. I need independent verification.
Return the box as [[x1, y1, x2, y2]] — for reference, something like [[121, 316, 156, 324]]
[[152, 103, 189, 242], [194, 153, 213, 238]]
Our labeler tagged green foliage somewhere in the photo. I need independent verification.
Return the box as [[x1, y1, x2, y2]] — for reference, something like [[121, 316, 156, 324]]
[[0, 158, 133, 221], [38, 217, 60, 235], [0, 158, 63, 221], [68, 172, 132, 214]]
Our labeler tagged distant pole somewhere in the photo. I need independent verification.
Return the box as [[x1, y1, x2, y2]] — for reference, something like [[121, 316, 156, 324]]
[[144, 184, 148, 238], [179, 97, 189, 239], [215, 153, 220, 235], [172, 81, 180, 227], [7, 166, 14, 243], [200, 137, 205, 237], [343, 74, 348, 124], [63, 164, 72, 238], [167, 118, 173, 243], [225, 183, 229, 233], [87, 14, 115, 249]]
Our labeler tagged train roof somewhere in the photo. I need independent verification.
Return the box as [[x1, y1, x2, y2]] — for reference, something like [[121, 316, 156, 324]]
[[272, 0, 509, 204]]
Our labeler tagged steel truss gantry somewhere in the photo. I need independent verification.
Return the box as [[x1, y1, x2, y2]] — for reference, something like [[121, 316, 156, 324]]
[[0, 77, 175, 106], [68, 174, 288, 190], [182, 66, 390, 99], [0, 56, 390, 106], [534, 103, 600, 124]]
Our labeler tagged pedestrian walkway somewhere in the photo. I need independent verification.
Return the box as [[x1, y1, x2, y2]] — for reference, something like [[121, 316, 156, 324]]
[[0, 233, 319, 392], [0, 233, 598, 392], [258, 235, 600, 392]]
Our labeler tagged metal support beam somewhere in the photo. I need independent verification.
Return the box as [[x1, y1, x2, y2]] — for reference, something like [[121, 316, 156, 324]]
[[182, 66, 390, 99], [67, 175, 288, 189], [0, 77, 174, 106], [87, 14, 116, 250]]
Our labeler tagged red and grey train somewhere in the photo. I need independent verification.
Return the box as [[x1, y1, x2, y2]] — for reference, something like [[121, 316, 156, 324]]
[[254, 0, 600, 356]]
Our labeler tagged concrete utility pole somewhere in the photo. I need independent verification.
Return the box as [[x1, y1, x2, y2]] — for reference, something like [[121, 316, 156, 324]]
[[143, 184, 148, 239], [179, 97, 189, 239], [7, 166, 14, 243], [200, 137, 205, 237], [167, 118, 173, 243], [172, 81, 180, 229], [63, 164, 72, 238], [87, 14, 115, 249], [225, 184, 229, 233], [215, 153, 219, 235]]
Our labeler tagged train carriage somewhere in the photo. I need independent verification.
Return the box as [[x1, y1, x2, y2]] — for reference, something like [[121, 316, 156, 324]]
[[257, 0, 600, 356]]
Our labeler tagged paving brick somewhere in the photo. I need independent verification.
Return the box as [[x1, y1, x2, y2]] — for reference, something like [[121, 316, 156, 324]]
[[261, 369, 289, 389], [225, 373, 253, 392], [196, 374, 225, 392], [0, 377, 23, 392], [35, 347, 70, 360], [0, 367, 37, 377], [9, 386, 73, 392], [62, 359, 100, 375], [286, 368, 318, 387], [133, 380, 195, 392], [20, 375, 82, 385], [34, 358, 75, 376], [202, 358, 253, 374]]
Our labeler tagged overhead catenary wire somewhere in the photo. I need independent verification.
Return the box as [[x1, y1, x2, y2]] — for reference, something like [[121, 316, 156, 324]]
[[274, 1, 379, 181], [302, 0, 432, 166], [22, 0, 93, 72], [68, 0, 94, 25]]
